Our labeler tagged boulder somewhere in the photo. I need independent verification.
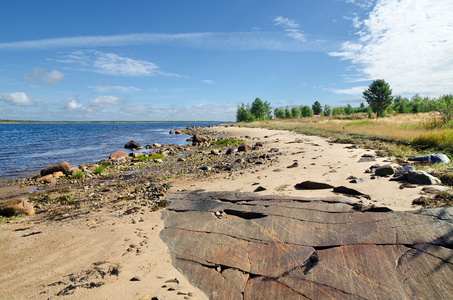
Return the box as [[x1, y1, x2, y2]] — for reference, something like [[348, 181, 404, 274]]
[[174, 129, 183, 134], [408, 153, 451, 164], [374, 164, 395, 176], [192, 134, 209, 145], [40, 161, 71, 176], [129, 152, 143, 158], [407, 170, 441, 185], [153, 143, 162, 148], [124, 140, 142, 149], [391, 165, 416, 181], [109, 150, 128, 159], [52, 171, 64, 178], [37, 174, 54, 183], [0, 198, 34, 217]]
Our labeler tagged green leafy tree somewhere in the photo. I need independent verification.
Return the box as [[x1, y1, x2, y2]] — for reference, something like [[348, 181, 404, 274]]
[[274, 107, 285, 119], [323, 104, 332, 116], [236, 103, 255, 122], [344, 104, 354, 115], [291, 106, 301, 118], [362, 79, 393, 118], [250, 98, 266, 120], [312, 101, 322, 115], [263, 100, 273, 120], [300, 105, 314, 117], [284, 106, 291, 119]]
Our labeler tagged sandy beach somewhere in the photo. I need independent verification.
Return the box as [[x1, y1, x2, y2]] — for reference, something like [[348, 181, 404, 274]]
[[0, 125, 442, 299]]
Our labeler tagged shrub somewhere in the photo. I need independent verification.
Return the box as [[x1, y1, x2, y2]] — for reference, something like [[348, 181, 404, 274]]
[[93, 166, 105, 174]]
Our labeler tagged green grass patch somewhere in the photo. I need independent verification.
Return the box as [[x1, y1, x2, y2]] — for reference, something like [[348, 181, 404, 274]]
[[93, 165, 105, 174], [211, 138, 245, 147], [72, 170, 84, 179], [412, 130, 453, 149]]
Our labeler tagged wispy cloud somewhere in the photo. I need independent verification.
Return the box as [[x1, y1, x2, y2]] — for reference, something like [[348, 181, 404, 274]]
[[331, 0, 453, 96], [330, 86, 368, 95], [273, 16, 306, 42], [0, 92, 34, 106], [0, 32, 330, 52], [56, 50, 182, 77], [201, 80, 214, 84], [89, 95, 123, 108], [23, 67, 64, 85], [88, 85, 142, 93]]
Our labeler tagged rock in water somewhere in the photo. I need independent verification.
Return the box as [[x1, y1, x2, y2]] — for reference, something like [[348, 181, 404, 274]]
[[0, 198, 35, 217], [161, 191, 453, 300], [124, 140, 143, 149], [40, 161, 71, 176]]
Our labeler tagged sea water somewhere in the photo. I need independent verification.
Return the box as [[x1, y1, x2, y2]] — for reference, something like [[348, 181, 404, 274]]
[[0, 122, 222, 179]]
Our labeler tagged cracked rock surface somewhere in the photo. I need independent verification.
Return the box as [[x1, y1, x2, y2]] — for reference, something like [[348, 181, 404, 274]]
[[161, 191, 453, 299]]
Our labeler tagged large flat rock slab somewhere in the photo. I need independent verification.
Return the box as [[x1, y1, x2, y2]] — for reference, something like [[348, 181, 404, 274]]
[[160, 191, 453, 299]]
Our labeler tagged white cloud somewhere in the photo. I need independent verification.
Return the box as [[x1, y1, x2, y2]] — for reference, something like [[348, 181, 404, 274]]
[[345, 0, 376, 9], [89, 95, 122, 108], [343, 14, 363, 29], [23, 67, 64, 85], [0, 31, 327, 53], [331, 0, 453, 96], [88, 85, 142, 93], [64, 98, 84, 110], [202, 80, 214, 84], [57, 50, 183, 77], [0, 92, 33, 106], [273, 16, 306, 42], [330, 86, 368, 95], [93, 52, 158, 76]]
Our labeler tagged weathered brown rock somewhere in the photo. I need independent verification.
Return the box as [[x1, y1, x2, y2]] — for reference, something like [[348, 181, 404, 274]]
[[161, 191, 453, 299], [37, 174, 54, 183], [129, 152, 143, 158], [109, 150, 128, 159], [192, 134, 209, 145], [53, 171, 64, 178], [0, 198, 35, 217], [40, 161, 71, 176]]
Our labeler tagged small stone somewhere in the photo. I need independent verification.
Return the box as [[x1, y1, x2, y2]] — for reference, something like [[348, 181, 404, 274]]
[[188, 292, 194, 297], [168, 285, 183, 291], [165, 278, 179, 284], [130, 276, 141, 281], [253, 186, 267, 192]]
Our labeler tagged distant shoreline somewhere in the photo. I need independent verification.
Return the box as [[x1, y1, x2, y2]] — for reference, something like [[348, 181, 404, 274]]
[[0, 120, 230, 124]]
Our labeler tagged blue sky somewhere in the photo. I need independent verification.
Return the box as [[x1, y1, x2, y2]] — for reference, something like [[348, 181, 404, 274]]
[[1, 0, 452, 121]]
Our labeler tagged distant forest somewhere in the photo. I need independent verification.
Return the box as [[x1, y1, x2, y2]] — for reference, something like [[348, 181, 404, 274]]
[[237, 94, 453, 123]]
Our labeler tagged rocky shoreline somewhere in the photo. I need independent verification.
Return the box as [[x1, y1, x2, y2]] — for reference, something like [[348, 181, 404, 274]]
[[0, 126, 255, 221]]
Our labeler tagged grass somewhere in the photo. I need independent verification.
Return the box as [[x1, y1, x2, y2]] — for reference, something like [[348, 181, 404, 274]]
[[139, 153, 165, 162], [211, 138, 245, 147], [72, 170, 85, 179], [237, 113, 453, 158], [93, 166, 105, 174]]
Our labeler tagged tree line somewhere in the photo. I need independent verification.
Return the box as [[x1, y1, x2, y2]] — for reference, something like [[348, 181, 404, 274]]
[[237, 79, 452, 123]]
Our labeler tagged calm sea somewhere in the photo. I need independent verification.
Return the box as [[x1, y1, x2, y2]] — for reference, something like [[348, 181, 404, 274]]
[[0, 122, 223, 179]]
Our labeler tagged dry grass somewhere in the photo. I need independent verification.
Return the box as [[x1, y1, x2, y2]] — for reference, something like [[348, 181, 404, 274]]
[[236, 113, 453, 157]]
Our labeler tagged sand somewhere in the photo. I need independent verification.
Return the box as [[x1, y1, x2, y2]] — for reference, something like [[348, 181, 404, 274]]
[[0, 125, 429, 299]]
